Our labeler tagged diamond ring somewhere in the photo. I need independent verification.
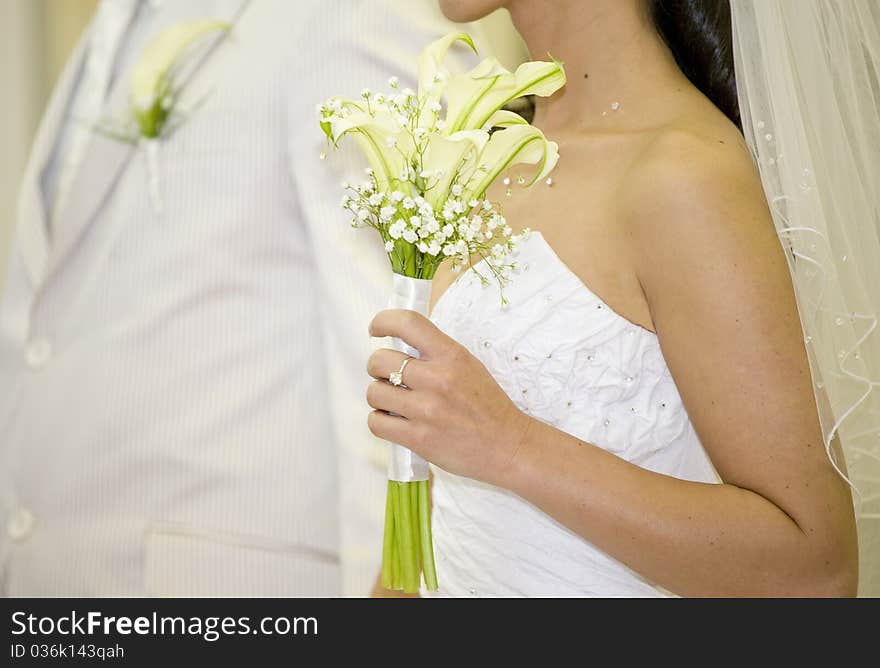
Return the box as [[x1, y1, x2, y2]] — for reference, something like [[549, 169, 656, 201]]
[[389, 356, 413, 387]]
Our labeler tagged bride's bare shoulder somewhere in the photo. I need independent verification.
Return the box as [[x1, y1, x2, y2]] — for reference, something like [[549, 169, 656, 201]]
[[614, 111, 775, 258]]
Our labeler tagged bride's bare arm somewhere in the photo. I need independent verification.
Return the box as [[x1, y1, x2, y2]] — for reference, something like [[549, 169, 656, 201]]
[[365, 134, 858, 597]]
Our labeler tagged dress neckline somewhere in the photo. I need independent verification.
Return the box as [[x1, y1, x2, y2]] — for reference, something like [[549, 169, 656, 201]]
[[432, 230, 658, 339]]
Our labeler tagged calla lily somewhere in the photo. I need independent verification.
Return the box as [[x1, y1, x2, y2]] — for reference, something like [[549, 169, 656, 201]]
[[416, 31, 476, 127], [445, 57, 566, 133], [325, 102, 408, 193], [420, 129, 490, 207], [464, 124, 559, 201], [129, 19, 229, 138]]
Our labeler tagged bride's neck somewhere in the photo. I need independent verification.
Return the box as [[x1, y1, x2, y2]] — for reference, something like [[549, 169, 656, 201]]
[[506, 0, 689, 133]]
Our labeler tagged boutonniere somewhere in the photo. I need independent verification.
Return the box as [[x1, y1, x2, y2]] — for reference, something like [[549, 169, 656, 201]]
[[96, 19, 230, 213]]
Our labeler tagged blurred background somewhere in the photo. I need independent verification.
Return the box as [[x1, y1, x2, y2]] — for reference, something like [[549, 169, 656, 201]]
[[1, 0, 98, 288]]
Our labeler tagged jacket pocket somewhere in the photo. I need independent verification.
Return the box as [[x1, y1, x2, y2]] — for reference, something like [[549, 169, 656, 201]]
[[144, 523, 339, 597]]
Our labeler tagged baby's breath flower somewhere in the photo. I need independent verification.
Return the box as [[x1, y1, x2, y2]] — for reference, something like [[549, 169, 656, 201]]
[[389, 220, 406, 239], [384, 240, 395, 252], [388, 75, 399, 88]]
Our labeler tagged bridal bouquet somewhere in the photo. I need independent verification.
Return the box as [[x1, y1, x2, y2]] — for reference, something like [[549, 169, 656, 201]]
[[319, 32, 565, 593]]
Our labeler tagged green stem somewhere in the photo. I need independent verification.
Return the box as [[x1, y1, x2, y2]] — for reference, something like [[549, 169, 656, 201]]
[[409, 482, 420, 580], [418, 480, 439, 590], [381, 480, 395, 590], [390, 484, 403, 590], [395, 482, 419, 593]]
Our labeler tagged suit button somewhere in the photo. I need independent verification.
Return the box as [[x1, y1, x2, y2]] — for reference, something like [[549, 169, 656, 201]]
[[7, 508, 36, 541], [24, 338, 52, 368]]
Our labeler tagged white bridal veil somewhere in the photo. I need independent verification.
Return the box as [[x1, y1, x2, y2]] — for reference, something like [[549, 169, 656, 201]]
[[730, 0, 880, 595]]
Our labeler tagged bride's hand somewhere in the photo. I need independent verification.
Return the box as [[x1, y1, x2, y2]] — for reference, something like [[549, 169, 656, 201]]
[[367, 309, 533, 487]]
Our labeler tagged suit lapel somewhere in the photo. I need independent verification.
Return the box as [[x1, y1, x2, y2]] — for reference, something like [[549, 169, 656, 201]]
[[15, 30, 91, 288], [43, 0, 252, 287]]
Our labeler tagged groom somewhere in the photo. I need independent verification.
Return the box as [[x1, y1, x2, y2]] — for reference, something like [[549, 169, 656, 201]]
[[0, 0, 522, 595]]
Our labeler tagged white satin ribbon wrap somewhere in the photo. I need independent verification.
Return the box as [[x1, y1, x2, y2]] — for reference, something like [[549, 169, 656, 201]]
[[384, 273, 433, 482]]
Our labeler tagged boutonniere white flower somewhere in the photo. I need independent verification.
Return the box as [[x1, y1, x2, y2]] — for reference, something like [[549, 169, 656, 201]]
[[97, 19, 230, 212]]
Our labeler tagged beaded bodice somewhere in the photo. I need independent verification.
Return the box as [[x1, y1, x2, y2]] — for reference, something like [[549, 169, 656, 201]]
[[425, 231, 720, 597]]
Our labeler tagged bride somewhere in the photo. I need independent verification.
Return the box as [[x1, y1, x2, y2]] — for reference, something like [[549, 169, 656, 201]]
[[367, 0, 879, 596]]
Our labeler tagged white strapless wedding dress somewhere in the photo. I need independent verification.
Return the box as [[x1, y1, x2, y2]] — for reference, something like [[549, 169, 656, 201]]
[[424, 231, 722, 597]]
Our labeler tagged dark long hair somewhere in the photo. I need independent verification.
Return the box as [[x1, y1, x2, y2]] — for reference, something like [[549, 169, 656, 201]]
[[648, 0, 741, 129]]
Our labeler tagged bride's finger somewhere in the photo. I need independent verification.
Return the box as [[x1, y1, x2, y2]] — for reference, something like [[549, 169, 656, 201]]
[[366, 348, 424, 388], [367, 409, 413, 447], [366, 379, 421, 417]]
